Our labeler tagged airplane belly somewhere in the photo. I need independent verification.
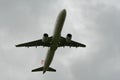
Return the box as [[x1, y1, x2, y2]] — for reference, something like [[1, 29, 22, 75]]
[[43, 9, 67, 73], [53, 9, 66, 38], [43, 46, 57, 72], [52, 9, 66, 45]]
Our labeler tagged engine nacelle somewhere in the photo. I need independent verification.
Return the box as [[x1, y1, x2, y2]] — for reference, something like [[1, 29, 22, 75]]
[[42, 33, 48, 42], [66, 34, 72, 43]]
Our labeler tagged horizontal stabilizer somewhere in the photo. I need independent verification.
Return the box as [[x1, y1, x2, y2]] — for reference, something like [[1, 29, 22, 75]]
[[47, 67, 56, 72], [31, 67, 56, 72], [32, 67, 43, 72]]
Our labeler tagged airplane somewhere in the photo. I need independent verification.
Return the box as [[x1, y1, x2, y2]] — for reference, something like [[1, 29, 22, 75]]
[[15, 9, 86, 74]]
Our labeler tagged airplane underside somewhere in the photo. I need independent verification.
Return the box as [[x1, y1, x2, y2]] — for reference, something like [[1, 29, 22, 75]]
[[15, 9, 86, 74]]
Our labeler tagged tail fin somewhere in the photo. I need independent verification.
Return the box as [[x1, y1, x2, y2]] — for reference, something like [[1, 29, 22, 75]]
[[31, 66, 56, 72]]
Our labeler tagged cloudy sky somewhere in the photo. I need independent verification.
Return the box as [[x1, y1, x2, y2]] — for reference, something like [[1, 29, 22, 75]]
[[0, 0, 120, 80]]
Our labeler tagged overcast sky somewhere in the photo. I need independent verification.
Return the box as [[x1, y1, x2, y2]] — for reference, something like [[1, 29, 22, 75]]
[[0, 0, 120, 80]]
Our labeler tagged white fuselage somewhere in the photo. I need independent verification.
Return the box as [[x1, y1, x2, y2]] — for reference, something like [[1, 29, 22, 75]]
[[43, 9, 66, 73]]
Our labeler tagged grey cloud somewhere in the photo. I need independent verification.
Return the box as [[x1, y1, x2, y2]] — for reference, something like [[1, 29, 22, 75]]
[[69, 1, 120, 80], [1, 0, 120, 80]]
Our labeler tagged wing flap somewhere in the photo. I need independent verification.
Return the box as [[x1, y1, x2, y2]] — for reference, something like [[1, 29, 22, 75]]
[[59, 37, 86, 47], [70, 40, 86, 47], [15, 37, 52, 47], [16, 40, 42, 47]]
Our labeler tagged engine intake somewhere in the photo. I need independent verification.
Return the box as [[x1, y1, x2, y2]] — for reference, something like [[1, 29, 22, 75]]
[[42, 33, 48, 42], [66, 34, 72, 43]]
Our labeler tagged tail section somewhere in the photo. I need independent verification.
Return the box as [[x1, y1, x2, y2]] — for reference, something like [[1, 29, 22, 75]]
[[31, 66, 56, 73]]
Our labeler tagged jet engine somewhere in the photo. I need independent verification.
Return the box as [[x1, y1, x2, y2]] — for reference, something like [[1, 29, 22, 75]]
[[42, 33, 48, 42], [66, 34, 72, 43]]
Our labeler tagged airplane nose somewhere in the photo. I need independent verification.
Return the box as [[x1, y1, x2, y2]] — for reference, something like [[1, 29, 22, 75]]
[[61, 9, 66, 16], [62, 9, 66, 14]]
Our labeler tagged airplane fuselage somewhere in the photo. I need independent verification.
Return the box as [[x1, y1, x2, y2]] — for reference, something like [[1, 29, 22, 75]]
[[43, 9, 66, 73], [15, 9, 86, 74]]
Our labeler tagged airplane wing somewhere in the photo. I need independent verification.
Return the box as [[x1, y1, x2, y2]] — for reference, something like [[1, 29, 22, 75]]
[[15, 37, 52, 47], [59, 37, 86, 47], [16, 36, 86, 47]]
